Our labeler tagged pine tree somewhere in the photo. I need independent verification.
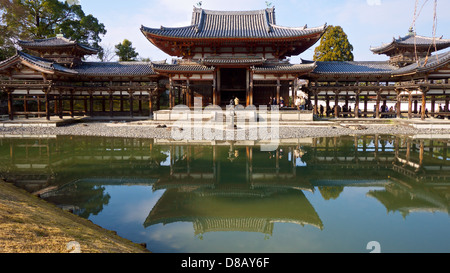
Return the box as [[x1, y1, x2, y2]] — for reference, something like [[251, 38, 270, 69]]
[[313, 25, 354, 61], [115, 39, 139, 62]]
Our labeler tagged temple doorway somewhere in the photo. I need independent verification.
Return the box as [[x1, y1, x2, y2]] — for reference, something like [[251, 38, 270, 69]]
[[220, 68, 247, 106]]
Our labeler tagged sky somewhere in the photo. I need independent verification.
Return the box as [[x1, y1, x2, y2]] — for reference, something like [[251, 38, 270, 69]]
[[78, 0, 450, 63]]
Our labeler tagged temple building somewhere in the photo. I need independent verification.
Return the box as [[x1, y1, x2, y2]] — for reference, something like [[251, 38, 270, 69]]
[[141, 7, 326, 107], [1, 7, 450, 121]]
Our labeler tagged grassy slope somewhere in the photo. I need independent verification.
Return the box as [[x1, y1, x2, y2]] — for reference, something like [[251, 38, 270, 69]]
[[0, 180, 149, 253]]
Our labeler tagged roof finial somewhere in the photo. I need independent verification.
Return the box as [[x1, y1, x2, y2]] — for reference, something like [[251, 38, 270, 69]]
[[408, 27, 415, 36], [196, 1, 202, 8], [265, 1, 273, 8]]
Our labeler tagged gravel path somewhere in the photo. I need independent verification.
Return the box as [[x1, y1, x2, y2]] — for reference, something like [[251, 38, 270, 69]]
[[0, 121, 449, 140]]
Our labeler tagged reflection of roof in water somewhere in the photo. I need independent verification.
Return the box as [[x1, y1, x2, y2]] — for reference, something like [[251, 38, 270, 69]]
[[144, 188, 323, 232], [367, 180, 450, 216]]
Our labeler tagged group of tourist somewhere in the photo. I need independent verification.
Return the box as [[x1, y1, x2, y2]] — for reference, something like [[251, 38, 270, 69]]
[[267, 96, 307, 110]]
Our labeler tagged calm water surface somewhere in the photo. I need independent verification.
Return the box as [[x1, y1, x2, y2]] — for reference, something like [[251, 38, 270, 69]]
[[0, 135, 449, 253]]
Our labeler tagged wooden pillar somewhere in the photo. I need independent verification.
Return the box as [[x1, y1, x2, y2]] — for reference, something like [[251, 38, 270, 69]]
[[45, 91, 50, 121], [408, 91, 413, 119], [276, 77, 281, 106], [217, 69, 221, 106], [89, 93, 94, 116], [421, 88, 427, 120], [7, 90, 14, 121], [169, 77, 174, 109], [120, 92, 124, 112], [23, 93, 28, 119], [129, 91, 134, 118], [149, 90, 154, 117], [431, 95, 436, 118], [246, 69, 250, 107], [354, 89, 360, 119], [375, 89, 381, 119], [70, 92, 74, 118], [58, 92, 63, 119], [314, 91, 319, 115], [101, 95, 106, 112], [37, 95, 41, 118], [213, 72, 217, 105], [364, 94, 368, 118], [187, 78, 192, 108], [325, 94, 330, 117], [396, 89, 401, 118], [83, 96, 88, 115], [334, 90, 339, 118], [54, 94, 59, 115], [156, 88, 161, 110], [249, 71, 254, 106], [109, 92, 114, 117]]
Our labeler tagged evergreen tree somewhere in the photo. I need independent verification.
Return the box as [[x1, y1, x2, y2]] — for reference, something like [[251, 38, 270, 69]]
[[314, 25, 354, 62], [115, 39, 139, 62], [0, 0, 106, 61]]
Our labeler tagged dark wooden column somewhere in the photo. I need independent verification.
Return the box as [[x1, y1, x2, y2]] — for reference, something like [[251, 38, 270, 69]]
[[408, 91, 413, 119], [89, 92, 94, 116], [138, 94, 143, 115], [120, 92, 124, 112], [70, 90, 74, 118], [375, 89, 381, 119], [45, 90, 50, 121], [149, 88, 154, 117], [276, 77, 281, 105], [314, 90, 319, 115], [325, 94, 330, 117], [83, 96, 88, 115], [334, 90, 339, 118], [354, 89, 360, 118], [109, 91, 114, 117], [58, 92, 63, 119], [37, 95, 41, 118], [431, 95, 436, 118], [364, 94, 368, 118], [169, 77, 174, 109], [396, 89, 402, 118], [7, 89, 14, 121], [24, 90, 29, 119], [187, 78, 192, 108], [421, 88, 427, 120], [128, 90, 134, 118], [249, 71, 254, 106], [213, 71, 217, 106]]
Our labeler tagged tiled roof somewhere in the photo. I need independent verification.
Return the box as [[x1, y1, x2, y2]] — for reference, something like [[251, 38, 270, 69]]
[[311, 61, 397, 75], [201, 57, 265, 66], [371, 33, 450, 54], [141, 8, 326, 40], [151, 62, 214, 73], [18, 35, 98, 54], [74, 62, 156, 76], [0, 51, 77, 75], [392, 50, 450, 75], [252, 62, 316, 73]]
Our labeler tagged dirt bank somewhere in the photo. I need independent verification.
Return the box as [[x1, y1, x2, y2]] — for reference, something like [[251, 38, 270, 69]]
[[0, 180, 149, 253]]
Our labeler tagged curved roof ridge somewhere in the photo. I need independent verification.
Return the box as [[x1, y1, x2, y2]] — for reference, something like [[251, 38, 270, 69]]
[[192, 7, 274, 15]]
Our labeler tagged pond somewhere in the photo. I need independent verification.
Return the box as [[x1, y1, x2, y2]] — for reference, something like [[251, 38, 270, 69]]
[[0, 135, 449, 253]]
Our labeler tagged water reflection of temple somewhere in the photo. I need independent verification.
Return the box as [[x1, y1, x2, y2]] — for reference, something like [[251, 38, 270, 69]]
[[0, 135, 448, 233]]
